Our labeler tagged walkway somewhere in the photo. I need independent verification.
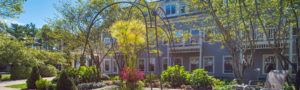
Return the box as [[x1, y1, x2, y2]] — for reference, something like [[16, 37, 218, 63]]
[[0, 77, 55, 90]]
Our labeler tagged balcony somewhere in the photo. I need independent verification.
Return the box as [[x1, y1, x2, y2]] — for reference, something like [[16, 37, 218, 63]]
[[243, 40, 290, 49], [169, 43, 202, 53]]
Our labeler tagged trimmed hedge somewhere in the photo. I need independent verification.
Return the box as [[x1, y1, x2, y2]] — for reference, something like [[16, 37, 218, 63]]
[[56, 71, 77, 90], [10, 65, 31, 80], [26, 66, 41, 89], [40, 64, 56, 77]]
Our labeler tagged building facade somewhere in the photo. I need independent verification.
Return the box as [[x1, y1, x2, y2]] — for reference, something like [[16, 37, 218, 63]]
[[93, 0, 299, 81]]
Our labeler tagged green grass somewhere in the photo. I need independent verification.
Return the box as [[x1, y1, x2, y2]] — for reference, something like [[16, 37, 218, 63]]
[[5, 83, 27, 88], [1, 74, 10, 79]]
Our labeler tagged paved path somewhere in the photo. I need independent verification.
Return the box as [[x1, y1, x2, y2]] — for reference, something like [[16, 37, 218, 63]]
[[0, 77, 55, 90]]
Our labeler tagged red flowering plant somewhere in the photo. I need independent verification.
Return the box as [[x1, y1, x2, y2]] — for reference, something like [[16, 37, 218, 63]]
[[120, 67, 144, 89], [120, 67, 144, 82]]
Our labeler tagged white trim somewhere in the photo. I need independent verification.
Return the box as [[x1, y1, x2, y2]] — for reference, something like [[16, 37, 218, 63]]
[[189, 56, 200, 72], [173, 57, 183, 66], [162, 57, 169, 70], [203, 56, 215, 74], [111, 59, 119, 74], [148, 58, 156, 73], [222, 55, 233, 74], [103, 59, 111, 72], [262, 54, 278, 75], [137, 58, 146, 72]]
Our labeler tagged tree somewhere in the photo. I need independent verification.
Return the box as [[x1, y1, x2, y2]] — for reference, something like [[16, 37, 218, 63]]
[[0, 0, 26, 18], [109, 19, 146, 68], [26, 66, 41, 89]]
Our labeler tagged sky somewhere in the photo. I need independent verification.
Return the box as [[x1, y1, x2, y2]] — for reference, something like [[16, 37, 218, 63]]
[[1, 0, 60, 28]]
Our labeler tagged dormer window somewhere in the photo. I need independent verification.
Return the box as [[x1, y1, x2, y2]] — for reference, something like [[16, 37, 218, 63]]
[[166, 5, 176, 15]]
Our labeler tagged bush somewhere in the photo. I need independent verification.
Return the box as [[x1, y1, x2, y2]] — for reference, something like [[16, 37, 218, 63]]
[[77, 82, 105, 89], [0, 74, 2, 79], [40, 65, 57, 77], [161, 65, 189, 87], [101, 74, 110, 80], [27, 66, 41, 89], [188, 69, 213, 89], [10, 65, 31, 80], [35, 79, 52, 90], [144, 73, 159, 83], [112, 76, 120, 81], [63, 66, 101, 83], [79, 66, 100, 83], [56, 71, 77, 90]]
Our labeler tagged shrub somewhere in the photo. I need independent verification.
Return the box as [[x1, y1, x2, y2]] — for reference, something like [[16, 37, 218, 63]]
[[56, 71, 77, 90], [35, 79, 52, 90], [161, 65, 189, 87], [188, 69, 213, 89], [0, 74, 2, 79], [63, 66, 100, 83], [144, 73, 159, 83], [77, 82, 105, 89], [101, 74, 110, 80], [120, 67, 144, 90], [40, 65, 57, 77], [112, 76, 120, 81], [10, 65, 31, 80], [27, 66, 41, 89]]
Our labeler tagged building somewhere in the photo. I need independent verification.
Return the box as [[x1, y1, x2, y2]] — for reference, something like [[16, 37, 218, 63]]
[[86, 0, 298, 81]]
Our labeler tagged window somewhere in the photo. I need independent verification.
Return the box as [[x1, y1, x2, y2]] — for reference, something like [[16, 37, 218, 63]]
[[181, 4, 186, 13], [255, 31, 263, 40], [223, 56, 233, 74], [263, 55, 277, 74], [104, 59, 110, 72], [292, 56, 298, 74], [191, 30, 200, 44], [112, 60, 118, 73], [174, 57, 183, 66], [138, 59, 145, 71], [203, 56, 214, 73], [166, 5, 176, 15], [190, 57, 199, 72], [149, 58, 155, 72], [104, 38, 110, 44], [162, 58, 168, 70], [267, 28, 275, 39]]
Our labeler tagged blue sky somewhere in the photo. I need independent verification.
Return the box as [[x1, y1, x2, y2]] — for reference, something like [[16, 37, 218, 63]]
[[1, 0, 59, 28]]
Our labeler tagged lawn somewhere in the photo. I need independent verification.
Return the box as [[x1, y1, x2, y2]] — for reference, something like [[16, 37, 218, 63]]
[[5, 83, 27, 88], [1, 74, 10, 79]]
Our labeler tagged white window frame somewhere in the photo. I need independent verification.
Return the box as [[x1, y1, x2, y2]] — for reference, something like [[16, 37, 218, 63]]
[[112, 59, 119, 73], [262, 54, 278, 74], [189, 56, 200, 72], [162, 57, 169, 70], [203, 56, 215, 74], [190, 29, 200, 44], [173, 57, 183, 66], [138, 58, 146, 72], [103, 59, 111, 72], [148, 58, 156, 72], [223, 56, 233, 74]]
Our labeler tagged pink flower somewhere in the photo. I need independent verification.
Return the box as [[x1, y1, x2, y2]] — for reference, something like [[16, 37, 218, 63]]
[[120, 67, 144, 82]]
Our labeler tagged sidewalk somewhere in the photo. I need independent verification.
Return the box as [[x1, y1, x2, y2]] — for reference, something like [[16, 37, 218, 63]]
[[0, 77, 55, 90]]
